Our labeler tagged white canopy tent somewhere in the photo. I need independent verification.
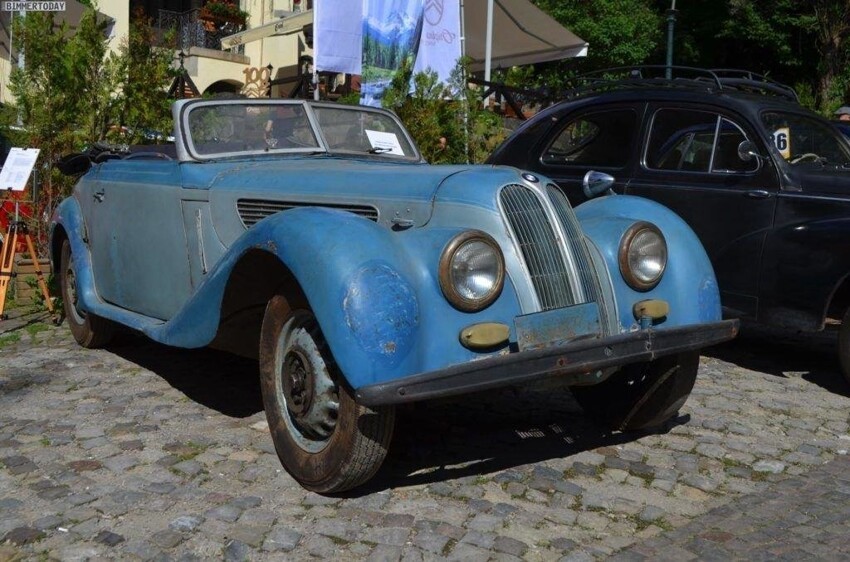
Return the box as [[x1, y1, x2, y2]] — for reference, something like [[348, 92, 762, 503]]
[[463, 0, 587, 75], [220, 0, 587, 75]]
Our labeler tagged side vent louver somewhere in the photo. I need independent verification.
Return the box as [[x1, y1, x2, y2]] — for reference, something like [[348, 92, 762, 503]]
[[237, 199, 380, 228]]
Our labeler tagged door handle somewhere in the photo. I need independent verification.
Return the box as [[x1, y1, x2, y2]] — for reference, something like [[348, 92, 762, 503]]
[[93, 189, 105, 202], [744, 190, 770, 199]]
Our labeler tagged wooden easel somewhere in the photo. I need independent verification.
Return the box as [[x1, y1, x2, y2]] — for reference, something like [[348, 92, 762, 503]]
[[0, 198, 54, 320]]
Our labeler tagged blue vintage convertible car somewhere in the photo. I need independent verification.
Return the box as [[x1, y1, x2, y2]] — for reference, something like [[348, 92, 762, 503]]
[[50, 99, 737, 493]]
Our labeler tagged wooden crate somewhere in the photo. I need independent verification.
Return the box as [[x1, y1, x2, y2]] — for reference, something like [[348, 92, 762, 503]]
[[12, 257, 52, 305]]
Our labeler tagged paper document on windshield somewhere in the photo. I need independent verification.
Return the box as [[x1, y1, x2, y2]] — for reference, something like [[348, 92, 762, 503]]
[[0, 148, 40, 192], [365, 130, 405, 156]]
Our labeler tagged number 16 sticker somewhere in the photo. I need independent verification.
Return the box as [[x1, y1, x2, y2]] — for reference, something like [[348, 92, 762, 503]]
[[773, 127, 791, 160]]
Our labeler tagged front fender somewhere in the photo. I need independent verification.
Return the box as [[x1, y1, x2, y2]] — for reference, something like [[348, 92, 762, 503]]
[[576, 195, 722, 328], [256, 208, 522, 388]]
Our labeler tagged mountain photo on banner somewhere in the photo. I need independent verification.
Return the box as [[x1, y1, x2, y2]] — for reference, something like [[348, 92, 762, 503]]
[[413, 0, 461, 85], [361, 0, 426, 107]]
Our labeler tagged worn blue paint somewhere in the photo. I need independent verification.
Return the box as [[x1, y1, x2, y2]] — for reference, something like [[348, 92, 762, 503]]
[[575, 195, 723, 328], [52, 199, 529, 387], [515, 302, 600, 351], [343, 261, 419, 366], [51, 103, 725, 393], [52, 176, 723, 389]]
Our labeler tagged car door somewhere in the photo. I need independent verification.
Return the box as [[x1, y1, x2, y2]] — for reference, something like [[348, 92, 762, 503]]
[[625, 105, 779, 319], [86, 159, 193, 320], [536, 103, 645, 205]]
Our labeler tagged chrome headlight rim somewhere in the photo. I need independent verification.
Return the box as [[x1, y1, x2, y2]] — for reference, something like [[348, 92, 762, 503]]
[[439, 230, 505, 312], [618, 221, 667, 292]]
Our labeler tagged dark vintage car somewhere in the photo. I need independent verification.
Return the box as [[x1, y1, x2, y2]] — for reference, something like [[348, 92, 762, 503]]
[[50, 99, 737, 492], [489, 67, 850, 382], [834, 121, 850, 141]]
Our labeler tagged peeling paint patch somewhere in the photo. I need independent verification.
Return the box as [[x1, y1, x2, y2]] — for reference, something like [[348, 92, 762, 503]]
[[698, 276, 721, 321], [343, 262, 418, 364]]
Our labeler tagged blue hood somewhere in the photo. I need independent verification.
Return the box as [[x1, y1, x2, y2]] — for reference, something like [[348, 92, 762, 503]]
[[200, 157, 474, 201]]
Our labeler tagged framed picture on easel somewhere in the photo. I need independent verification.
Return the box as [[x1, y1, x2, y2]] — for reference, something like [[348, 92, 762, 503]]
[[0, 147, 53, 320]]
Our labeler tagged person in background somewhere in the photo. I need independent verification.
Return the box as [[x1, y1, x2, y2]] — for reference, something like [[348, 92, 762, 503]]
[[835, 106, 850, 122]]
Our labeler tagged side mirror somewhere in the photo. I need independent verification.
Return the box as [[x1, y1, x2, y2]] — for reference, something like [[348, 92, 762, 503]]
[[737, 140, 762, 162], [57, 153, 92, 176], [583, 170, 615, 199]]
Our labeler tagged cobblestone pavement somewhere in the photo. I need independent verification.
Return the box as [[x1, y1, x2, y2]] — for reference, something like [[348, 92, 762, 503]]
[[1, 322, 850, 561]]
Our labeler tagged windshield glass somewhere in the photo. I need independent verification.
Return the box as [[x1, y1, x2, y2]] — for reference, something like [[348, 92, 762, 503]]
[[188, 103, 319, 157], [183, 101, 417, 160], [761, 111, 850, 167], [312, 106, 415, 157]]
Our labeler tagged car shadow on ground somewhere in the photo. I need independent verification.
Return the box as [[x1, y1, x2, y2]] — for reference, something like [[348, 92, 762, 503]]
[[107, 333, 264, 419], [355, 390, 688, 495], [704, 324, 850, 398], [103, 333, 685, 494]]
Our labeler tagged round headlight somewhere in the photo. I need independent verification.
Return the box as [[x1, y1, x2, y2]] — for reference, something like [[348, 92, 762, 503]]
[[619, 222, 667, 291], [439, 231, 505, 312]]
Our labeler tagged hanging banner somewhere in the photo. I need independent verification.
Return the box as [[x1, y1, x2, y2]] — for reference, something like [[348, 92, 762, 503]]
[[314, 0, 362, 75], [413, 0, 461, 85], [360, 0, 426, 107]]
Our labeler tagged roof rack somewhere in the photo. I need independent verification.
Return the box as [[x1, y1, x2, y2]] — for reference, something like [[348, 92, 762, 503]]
[[560, 65, 799, 103]]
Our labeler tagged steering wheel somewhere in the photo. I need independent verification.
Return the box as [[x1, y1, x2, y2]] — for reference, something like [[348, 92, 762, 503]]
[[790, 152, 822, 164]]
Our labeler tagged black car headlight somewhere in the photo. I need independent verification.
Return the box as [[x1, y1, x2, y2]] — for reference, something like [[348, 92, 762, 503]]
[[619, 222, 667, 291], [439, 231, 505, 312]]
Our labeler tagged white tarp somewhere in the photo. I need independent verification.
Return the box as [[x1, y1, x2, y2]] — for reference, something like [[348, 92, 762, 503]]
[[314, 1, 362, 75], [413, 0, 462, 83], [222, 0, 586, 74], [463, 0, 587, 71]]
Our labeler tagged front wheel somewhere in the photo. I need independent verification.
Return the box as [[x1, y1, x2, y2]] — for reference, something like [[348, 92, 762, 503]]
[[259, 294, 395, 493], [571, 352, 699, 431], [60, 240, 114, 348]]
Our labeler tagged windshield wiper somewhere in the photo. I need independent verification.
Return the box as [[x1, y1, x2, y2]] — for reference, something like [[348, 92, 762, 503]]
[[367, 147, 393, 154]]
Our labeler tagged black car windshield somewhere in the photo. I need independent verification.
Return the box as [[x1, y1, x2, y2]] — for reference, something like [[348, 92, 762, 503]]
[[761, 111, 850, 167], [184, 101, 417, 160]]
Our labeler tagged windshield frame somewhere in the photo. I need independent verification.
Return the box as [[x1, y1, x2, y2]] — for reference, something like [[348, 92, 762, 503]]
[[176, 99, 422, 163]]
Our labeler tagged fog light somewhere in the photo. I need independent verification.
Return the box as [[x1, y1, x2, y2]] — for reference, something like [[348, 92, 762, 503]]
[[459, 322, 510, 349]]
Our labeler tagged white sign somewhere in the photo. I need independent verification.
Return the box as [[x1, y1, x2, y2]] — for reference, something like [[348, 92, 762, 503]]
[[365, 130, 405, 156], [3, 2, 65, 10], [0, 148, 39, 192], [773, 127, 791, 160]]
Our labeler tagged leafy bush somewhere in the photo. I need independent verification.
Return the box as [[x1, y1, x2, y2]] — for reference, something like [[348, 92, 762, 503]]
[[381, 59, 506, 165]]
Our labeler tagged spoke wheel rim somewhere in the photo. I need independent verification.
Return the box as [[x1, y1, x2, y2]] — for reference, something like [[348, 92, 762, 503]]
[[65, 257, 86, 324], [275, 312, 339, 453]]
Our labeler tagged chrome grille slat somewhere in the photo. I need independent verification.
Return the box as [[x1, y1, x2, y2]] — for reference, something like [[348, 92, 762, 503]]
[[546, 185, 611, 332], [503, 188, 563, 308], [500, 184, 575, 311], [237, 199, 379, 228]]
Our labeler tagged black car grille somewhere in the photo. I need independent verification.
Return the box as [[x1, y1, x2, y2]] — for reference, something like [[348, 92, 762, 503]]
[[500, 184, 607, 324], [237, 199, 379, 228]]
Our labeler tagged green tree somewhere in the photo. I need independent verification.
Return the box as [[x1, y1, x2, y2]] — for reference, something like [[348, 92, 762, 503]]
[[530, 0, 662, 91], [4, 4, 176, 247], [114, 7, 176, 144], [382, 59, 506, 164], [658, 0, 850, 112], [6, 8, 120, 240]]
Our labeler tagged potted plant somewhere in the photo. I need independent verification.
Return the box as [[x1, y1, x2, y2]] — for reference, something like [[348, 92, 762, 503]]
[[199, 0, 248, 26]]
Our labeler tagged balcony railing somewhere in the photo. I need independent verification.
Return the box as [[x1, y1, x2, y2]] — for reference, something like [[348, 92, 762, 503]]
[[158, 8, 246, 54]]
